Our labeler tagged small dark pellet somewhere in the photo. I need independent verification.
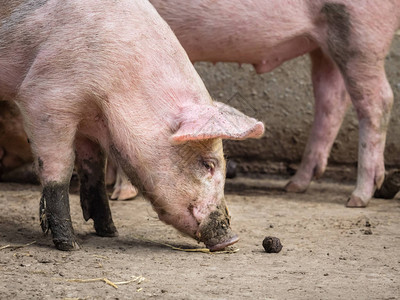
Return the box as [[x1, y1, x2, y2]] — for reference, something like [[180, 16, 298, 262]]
[[262, 236, 283, 253]]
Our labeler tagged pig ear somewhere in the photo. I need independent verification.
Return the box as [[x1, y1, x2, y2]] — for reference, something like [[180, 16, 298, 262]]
[[170, 101, 265, 144]]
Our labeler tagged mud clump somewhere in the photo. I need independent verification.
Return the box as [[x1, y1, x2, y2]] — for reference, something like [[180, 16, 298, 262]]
[[262, 236, 282, 253]]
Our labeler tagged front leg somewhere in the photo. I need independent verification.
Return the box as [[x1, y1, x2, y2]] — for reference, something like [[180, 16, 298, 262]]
[[18, 102, 79, 250], [75, 135, 118, 237], [40, 182, 79, 250], [285, 49, 350, 193]]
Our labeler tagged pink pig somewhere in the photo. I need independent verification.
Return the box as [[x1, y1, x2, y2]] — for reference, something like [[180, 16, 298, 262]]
[[0, 0, 264, 251], [149, 0, 400, 207]]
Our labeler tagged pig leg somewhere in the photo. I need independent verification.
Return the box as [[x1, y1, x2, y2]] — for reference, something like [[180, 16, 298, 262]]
[[18, 111, 79, 250], [110, 166, 139, 201], [322, 37, 393, 206], [316, 4, 395, 207], [75, 135, 118, 237], [285, 49, 350, 193], [344, 64, 393, 207], [106, 159, 139, 201]]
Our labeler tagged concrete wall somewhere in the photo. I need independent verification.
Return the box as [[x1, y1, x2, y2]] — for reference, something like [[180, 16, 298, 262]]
[[194, 36, 400, 174]]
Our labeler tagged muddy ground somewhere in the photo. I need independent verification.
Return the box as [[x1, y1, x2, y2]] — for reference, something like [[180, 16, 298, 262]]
[[0, 176, 399, 300]]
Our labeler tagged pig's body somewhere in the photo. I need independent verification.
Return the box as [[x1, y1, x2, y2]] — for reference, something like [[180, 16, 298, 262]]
[[0, 0, 264, 250], [151, 0, 400, 206]]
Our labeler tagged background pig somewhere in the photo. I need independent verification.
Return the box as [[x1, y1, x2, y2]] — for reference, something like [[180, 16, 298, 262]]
[[0, 101, 34, 182], [150, 0, 400, 207], [0, 0, 264, 251]]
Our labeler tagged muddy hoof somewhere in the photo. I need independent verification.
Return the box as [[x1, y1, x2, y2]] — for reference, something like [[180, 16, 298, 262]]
[[54, 239, 80, 251], [346, 195, 367, 208], [262, 236, 282, 253], [374, 170, 400, 199], [284, 181, 308, 193], [95, 223, 119, 237]]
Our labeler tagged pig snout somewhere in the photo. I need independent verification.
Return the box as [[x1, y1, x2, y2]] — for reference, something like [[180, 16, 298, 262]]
[[196, 205, 239, 251]]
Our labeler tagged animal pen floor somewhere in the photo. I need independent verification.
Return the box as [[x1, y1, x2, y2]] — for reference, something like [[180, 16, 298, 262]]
[[0, 176, 399, 299]]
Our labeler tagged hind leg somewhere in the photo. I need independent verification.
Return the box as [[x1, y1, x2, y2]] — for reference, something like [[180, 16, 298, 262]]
[[286, 48, 350, 193], [110, 165, 139, 201], [345, 64, 392, 207], [320, 3, 396, 207], [344, 66, 393, 207], [75, 135, 118, 237]]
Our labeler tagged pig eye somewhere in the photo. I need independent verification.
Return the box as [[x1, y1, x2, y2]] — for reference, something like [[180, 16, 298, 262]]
[[202, 160, 215, 172]]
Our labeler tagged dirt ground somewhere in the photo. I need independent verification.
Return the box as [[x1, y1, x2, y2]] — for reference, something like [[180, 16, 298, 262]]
[[0, 176, 399, 300]]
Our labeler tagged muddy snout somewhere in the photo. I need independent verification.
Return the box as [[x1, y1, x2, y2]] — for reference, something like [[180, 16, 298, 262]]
[[197, 206, 239, 251]]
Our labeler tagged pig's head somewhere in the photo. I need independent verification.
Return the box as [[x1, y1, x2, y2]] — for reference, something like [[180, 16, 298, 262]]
[[116, 101, 264, 251]]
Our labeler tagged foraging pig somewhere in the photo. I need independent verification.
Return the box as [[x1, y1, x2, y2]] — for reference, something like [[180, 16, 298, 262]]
[[150, 0, 400, 207], [0, 0, 264, 251], [0, 101, 33, 179]]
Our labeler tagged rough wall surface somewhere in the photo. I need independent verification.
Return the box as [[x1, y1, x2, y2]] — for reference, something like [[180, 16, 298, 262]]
[[195, 36, 400, 173]]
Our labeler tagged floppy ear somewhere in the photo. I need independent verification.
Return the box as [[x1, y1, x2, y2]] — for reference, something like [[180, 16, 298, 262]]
[[170, 101, 264, 144]]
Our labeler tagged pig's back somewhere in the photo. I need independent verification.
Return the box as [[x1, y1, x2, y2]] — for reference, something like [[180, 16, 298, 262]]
[[151, 0, 317, 62], [0, 0, 180, 101], [152, 0, 400, 65]]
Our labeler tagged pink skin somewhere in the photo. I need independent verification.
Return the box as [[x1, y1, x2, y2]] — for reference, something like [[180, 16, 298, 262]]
[[110, 166, 139, 201], [150, 0, 400, 207], [5, 0, 397, 208], [104, 159, 138, 201], [0, 0, 263, 250], [2, 1, 399, 209]]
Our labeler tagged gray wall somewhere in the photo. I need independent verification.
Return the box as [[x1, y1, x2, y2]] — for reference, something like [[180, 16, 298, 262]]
[[194, 35, 400, 174]]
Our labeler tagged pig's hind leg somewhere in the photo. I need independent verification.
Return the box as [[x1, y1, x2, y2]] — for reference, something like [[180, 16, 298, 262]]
[[320, 4, 395, 207], [75, 135, 118, 237], [285, 48, 350, 193], [343, 62, 392, 207], [110, 166, 139, 201]]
